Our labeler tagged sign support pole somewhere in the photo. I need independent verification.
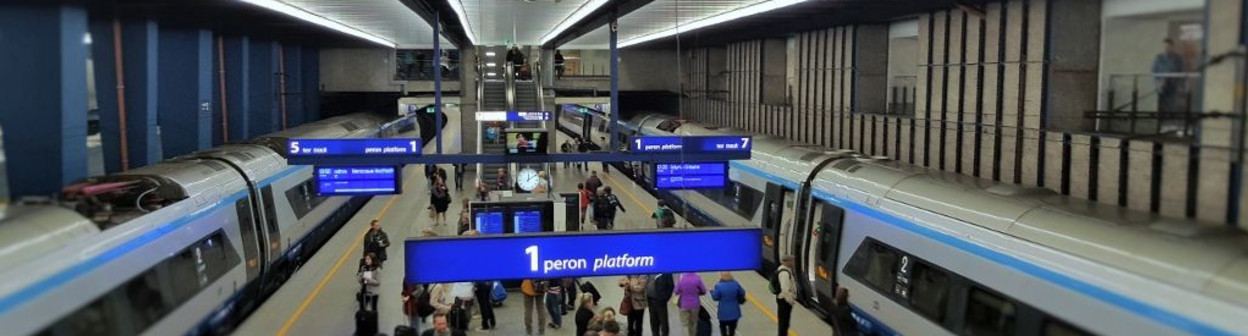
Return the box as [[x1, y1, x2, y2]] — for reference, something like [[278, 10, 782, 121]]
[[434, 10, 443, 154], [609, 13, 619, 153]]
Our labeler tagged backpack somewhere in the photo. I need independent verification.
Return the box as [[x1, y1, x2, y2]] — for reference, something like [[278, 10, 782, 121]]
[[769, 269, 789, 295], [658, 208, 676, 228], [416, 286, 435, 317], [595, 196, 615, 217]]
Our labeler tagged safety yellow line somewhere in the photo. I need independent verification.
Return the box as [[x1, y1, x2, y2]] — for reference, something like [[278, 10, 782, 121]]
[[276, 168, 420, 336], [601, 172, 801, 336]]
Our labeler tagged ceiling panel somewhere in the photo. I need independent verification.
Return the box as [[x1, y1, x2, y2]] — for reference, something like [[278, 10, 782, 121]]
[[280, 0, 449, 48], [564, 0, 769, 49], [456, 0, 596, 46]]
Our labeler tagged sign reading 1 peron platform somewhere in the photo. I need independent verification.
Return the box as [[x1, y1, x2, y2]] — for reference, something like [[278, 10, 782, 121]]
[[404, 228, 761, 283], [287, 139, 422, 157], [632, 136, 752, 153]]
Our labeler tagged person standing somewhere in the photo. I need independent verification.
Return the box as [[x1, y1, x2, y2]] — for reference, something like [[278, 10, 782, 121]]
[[673, 272, 707, 336], [577, 183, 592, 227], [431, 181, 452, 226], [522, 279, 547, 335], [646, 273, 675, 336], [775, 255, 797, 336], [364, 220, 390, 266], [617, 275, 648, 336], [711, 272, 745, 336], [560, 140, 573, 168], [584, 171, 602, 195], [554, 50, 566, 79], [425, 164, 438, 189], [574, 293, 596, 336], [831, 287, 860, 336], [652, 200, 677, 228], [496, 168, 511, 191], [420, 312, 467, 336], [476, 179, 491, 202], [453, 164, 465, 191], [1153, 38, 1186, 113], [563, 278, 579, 311], [546, 279, 564, 330], [357, 253, 381, 296], [402, 279, 426, 333], [450, 282, 476, 331]]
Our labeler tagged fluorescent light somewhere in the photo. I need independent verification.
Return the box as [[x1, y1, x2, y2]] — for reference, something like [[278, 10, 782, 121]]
[[540, 0, 610, 45], [487, 72, 497, 77], [486, 52, 496, 57], [620, 0, 810, 48], [82, 32, 92, 45], [486, 62, 497, 67], [447, 0, 478, 45], [237, 0, 396, 48]]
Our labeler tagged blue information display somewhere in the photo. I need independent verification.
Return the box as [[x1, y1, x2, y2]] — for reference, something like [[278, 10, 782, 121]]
[[632, 136, 752, 153], [288, 139, 422, 157], [477, 111, 552, 122], [514, 210, 543, 233], [655, 163, 728, 189], [475, 211, 504, 234], [404, 228, 761, 283], [315, 166, 400, 195]]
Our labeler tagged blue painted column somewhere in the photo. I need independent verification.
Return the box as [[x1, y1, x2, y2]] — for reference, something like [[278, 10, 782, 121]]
[[91, 18, 160, 172], [248, 39, 277, 138], [434, 10, 443, 154], [0, 4, 89, 196], [157, 28, 213, 157], [282, 44, 304, 128], [222, 35, 250, 142], [609, 15, 619, 152], [301, 46, 321, 122]]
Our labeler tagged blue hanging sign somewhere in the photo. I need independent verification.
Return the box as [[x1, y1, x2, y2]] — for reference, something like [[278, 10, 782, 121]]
[[287, 139, 422, 157], [631, 136, 752, 153], [404, 228, 761, 283]]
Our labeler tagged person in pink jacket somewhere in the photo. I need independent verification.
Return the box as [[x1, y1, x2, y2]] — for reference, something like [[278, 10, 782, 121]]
[[673, 272, 706, 336]]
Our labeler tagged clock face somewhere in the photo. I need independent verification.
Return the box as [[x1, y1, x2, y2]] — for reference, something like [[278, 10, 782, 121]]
[[517, 168, 540, 191]]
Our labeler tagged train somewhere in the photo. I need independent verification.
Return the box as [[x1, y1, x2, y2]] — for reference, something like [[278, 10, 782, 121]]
[[560, 109, 1248, 336], [0, 112, 425, 336]]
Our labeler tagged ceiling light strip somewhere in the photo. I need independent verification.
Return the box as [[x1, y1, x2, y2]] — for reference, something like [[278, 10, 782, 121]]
[[540, 0, 611, 45], [447, 0, 478, 45], [619, 0, 810, 47], [237, 0, 396, 48]]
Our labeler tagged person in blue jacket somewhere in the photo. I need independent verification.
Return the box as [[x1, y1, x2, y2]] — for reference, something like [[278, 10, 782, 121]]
[[710, 272, 745, 336]]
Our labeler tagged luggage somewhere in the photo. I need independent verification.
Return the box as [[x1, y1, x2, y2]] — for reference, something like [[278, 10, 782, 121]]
[[394, 325, 417, 336], [491, 281, 507, 304], [355, 285, 379, 336], [416, 285, 435, 317]]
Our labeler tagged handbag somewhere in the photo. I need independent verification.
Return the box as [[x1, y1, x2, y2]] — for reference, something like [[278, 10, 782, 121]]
[[619, 294, 633, 315]]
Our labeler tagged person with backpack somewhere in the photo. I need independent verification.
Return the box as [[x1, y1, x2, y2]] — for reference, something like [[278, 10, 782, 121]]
[[522, 279, 548, 335], [402, 279, 428, 332], [773, 255, 797, 336], [645, 273, 675, 336], [711, 272, 746, 336], [592, 187, 626, 230], [673, 272, 707, 336], [652, 200, 677, 228]]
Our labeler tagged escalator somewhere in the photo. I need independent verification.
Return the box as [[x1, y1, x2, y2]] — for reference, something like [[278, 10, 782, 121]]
[[477, 59, 511, 189]]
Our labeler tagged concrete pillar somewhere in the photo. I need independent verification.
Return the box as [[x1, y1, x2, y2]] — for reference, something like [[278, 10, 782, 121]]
[[540, 48, 555, 87], [157, 28, 213, 158], [281, 44, 304, 128], [1045, 0, 1101, 132], [91, 18, 160, 172], [248, 38, 277, 138], [222, 35, 250, 142], [301, 46, 320, 122], [854, 24, 889, 113], [0, 4, 89, 196], [460, 46, 478, 158]]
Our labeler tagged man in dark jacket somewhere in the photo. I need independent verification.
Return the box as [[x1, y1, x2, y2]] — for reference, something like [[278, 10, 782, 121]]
[[646, 273, 675, 336], [592, 187, 625, 230], [364, 220, 390, 266], [832, 287, 860, 336], [421, 312, 467, 336], [584, 171, 602, 195]]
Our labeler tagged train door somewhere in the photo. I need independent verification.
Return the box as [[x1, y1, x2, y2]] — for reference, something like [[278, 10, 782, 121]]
[[234, 197, 262, 282], [778, 188, 798, 267], [812, 200, 845, 307], [760, 182, 785, 272], [259, 186, 283, 263]]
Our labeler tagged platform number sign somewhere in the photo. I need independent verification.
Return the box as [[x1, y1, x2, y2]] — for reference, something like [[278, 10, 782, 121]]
[[893, 254, 913, 298]]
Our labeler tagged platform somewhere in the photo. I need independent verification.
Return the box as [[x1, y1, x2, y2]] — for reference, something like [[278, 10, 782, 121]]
[[234, 120, 831, 336]]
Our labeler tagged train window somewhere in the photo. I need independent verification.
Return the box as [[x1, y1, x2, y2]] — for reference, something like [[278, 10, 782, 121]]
[[236, 198, 260, 275], [908, 262, 950, 322], [285, 178, 326, 219], [657, 120, 681, 132], [963, 288, 1016, 336], [40, 297, 119, 336], [817, 202, 845, 264], [1042, 319, 1092, 336], [862, 243, 900, 291], [261, 186, 282, 257]]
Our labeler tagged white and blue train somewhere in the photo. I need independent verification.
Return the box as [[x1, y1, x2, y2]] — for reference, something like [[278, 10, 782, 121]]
[[0, 113, 421, 336], [584, 112, 1248, 336]]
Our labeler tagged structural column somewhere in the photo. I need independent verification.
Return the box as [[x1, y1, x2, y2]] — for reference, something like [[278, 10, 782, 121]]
[[91, 17, 160, 172], [0, 4, 89, 196], [248, 38, 277, 138], [222, 35, 250, 142], [281, 44, 304, 128], [434, 10, 443, 154], [157, 28, 213, 157], [301, 46, 321, 123], [609, 15, 619, 151]]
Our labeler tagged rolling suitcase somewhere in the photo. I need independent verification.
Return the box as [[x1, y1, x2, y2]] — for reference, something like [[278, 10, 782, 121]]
[[394, 325, 417, 336], [355, 285, 379, 336]]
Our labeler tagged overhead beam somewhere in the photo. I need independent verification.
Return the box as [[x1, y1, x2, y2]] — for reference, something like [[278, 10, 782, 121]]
[[401, 0, 472, 49], [543, 0, 655, 49]]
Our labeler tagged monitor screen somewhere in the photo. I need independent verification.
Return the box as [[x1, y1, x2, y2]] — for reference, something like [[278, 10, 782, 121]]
[[315, 166, 401, 196], [653, 163, 728, 190], [474, 211, 505, 234], [505, 132, 547, 154], [513, 210, 543, 233]]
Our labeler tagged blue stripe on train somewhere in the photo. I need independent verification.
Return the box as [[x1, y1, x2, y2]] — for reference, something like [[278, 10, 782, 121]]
[[727, 161, 1233, 336], [0, 166, 302, 315]]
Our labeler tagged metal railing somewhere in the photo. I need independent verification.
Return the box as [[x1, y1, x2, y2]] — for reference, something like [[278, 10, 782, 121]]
[[394, 59, 461, 81], [1088, 72, 1203, 138]]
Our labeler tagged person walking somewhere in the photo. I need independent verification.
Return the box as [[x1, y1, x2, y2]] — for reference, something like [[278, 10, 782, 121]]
[[425, 164, 437, 189], [402, 279, 426, 332], [554, 50, 566, 79], [711, 272, 746, 336], [496, 168, 511, 191], [431, 181, 452, 226], [652, 200, 677, 228], [453, 164, 465, 191], [561, 140, 573, 168], [618, 275, 647, 336], [574, 293, 596, 336], [674, 272, 707, 336], [584, 171, 602, 196], [522, 279, 547, 335], [364, 220, 390, 267], [577, 183, 592, 227], [775, 255, 797, 336], [831, 287, 861, 336], [546, 279, 564, 330], [472, 281, 497, 332], [646, 273, 675, 336], [563, 278, 579, 311], [592, 187, 626, 230], [476, 179, 491, 202]]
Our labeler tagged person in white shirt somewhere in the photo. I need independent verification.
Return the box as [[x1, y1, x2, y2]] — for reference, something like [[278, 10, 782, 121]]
[[775, 255, 797, 336]]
